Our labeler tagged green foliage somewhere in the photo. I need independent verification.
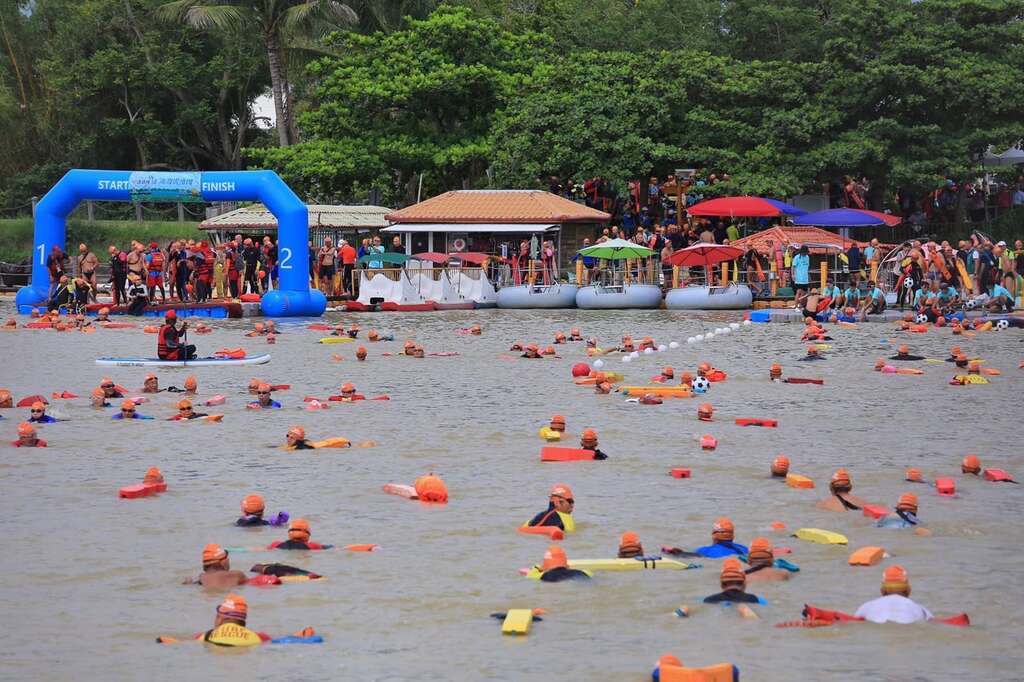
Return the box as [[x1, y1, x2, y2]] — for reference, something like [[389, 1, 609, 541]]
[[0, 218, 205, 263]]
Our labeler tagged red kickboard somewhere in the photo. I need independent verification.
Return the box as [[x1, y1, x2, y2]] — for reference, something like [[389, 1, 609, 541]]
[[861, 504, 888, 520], [670, 468, 691, 478], [934, 478, 956, 496], [541, 447, 595, 462], [245, 574, 281, 586], [518, 525, 565, 540], [735, 418, 778, 427], [119, 482, 166, 499], [983, 468, 1015, 482], [784, 378, 824, 385]]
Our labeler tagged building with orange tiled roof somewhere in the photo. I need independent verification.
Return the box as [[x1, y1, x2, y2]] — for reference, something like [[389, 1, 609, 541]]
[[730, 226, 871, 256], [383, 190, 610, 265]]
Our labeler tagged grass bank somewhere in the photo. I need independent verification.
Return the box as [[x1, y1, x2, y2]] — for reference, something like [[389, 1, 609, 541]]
[[0, 218, 205, 263]]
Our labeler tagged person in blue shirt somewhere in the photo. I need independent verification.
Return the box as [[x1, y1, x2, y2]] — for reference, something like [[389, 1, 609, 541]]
[[987, 280, 1014, 312], [842, 283, 860, 309], [112, 401, 153, 419], [366, 236, 385, 269], [860, 280, 886, 315], [247, 383, 282, 409], [820, 280, 842, 308], [911, 285, 929, 311], [937, 282, 958, 306], [27, 401, 57, 424], [791, 245, 810, 299]]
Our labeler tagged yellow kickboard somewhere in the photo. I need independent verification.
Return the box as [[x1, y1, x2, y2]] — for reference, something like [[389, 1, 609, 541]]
[[318, 337, 355, 344], [568, 557, 690, 572], [953, 375, 989, 384], [617, 386, 692, 397], [502, 609, 533, 635], [794, 528, 848, 545]]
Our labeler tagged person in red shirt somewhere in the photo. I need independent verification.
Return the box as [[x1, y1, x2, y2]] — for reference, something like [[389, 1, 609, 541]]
[[11, 421, 47, 447], [339, 239, 356, 296]]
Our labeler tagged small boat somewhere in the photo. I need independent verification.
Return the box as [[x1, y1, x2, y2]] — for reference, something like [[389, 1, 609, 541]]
[[351, 254, 437, 311], [664, 284, 753, 310], [575, 283, 663, 309], [497, 283, 579, 309], [96, 354, 271, 367]]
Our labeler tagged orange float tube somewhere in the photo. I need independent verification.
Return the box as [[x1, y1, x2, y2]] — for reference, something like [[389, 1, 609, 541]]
[[735, 418, 777, 427], [517, 525, 564, 540], [540, 447, 596, 462]]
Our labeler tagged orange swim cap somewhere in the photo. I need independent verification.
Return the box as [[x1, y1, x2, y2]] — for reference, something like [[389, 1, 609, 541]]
[[203, 543, 228, 565], [807, 345, 818, 355], [950, 346, 961, 356], [720, 558, 746, 587], [368, 330, 379, 341], [550, 415, 565, 430], [253, 322, 264, 331], [30, 401, 45, 411], [541, 544, 567, 571], [680, 371, 693, 386], [257, 383, 271, 393], [771, 455, 790, 477], [581, 428, 598, 447], [91, 387, 105, 398], [896, 492, 918, 514], [555, 331, 566, 342], [248, 378, 261, 390], [356, 346, 367, 360], [242, 494, 264, 515], [874, 358, 886, 371], [898, 344, 909, 355], [659, 654, 683, 669], [595, 382, 611, 394], [748, 537, 773, 568], [881, 565, 910, 595], [120, 400, 135, 410], [697, 403, 713, 421], [712, 517, 734, 542], [962, 454, 981, 474], [341, 382, 355, 393], [144, 467, 163, 484], [618, 531, 643, 558], [413, 473, 449, 503], [470, 324, 481, 333], [830, 468, 852, 493], [99, 307, 110, 315], [184, 376, 197, 391], [217, 593, 248, 619], [527, 343, 539, 352], [905, 468, 923, 482], [404, 340, 415, 349], [662, 366, 674, 378], [770, 363, 782, 378], [287, 425, 305, 440], [144, 373, 157, 382], [177, 399, 192, 410], [698, 362, 711, 375], [550, 484, 573, 499], [543, 346, 555, 355], [17, 421, 35, 436], [288, 518, 311, 541], [967, 360, 980, 374]]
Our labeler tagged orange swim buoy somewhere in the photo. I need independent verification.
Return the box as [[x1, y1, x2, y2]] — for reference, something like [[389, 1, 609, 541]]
[[413, 473, 449, 503]]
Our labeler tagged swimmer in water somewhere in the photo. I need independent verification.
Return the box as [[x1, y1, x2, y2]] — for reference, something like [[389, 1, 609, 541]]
[[665, 517, 747, 558], [770, 455, 789, 478], [525, 484, 576, 532], [248, 383, 281, 409], [817, 468, 871, 511], [269, 518, 327, 550], [346, 324, 360, 338], [168, 399, 208, 420], [184, 544, 247, 588], [11, 421, 47, 447], [854, 565, 933, 624], [619, 335, 636, 353], [0, 390, 12, 408], [521, 343, 542, 359], [653, 366, 674, 383], [538, 545, 590, 582], [142, 374, 162, 393], [798, 345, 825, 361], [877, 493, 931, 535], [553, 331, 567, 344], [540, 414, 570, 441], [618, 531, 644, 558], [112, 400, 153, 420], [100, 377, 124, 399], [962, 455, 981, 475], [402, 340, 416, 356], [90, 387, 111, 408], [703, 558, 763, 604], [890, 345, 924, 361], [167, 376, 197, 393], [580, 428, 608, 459], [594, 381, 611, 394], [356, 346, 367, 361], [412, 345, 426, 358], [469, 323, 481, 336], [744, 538, 790, 582], [245, 322, 266, 337], [569, 328, 582, 341], [236, 494, 289, 526], [331, 383, 365, 401], [27, 401, 56, 424], [284, 425, 317, 450], [195, 594, 272, 644]]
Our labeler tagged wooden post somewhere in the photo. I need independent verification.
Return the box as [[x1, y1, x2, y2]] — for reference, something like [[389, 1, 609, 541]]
[[869, 261, 878, 284], [769, 261, 778, 296], [135, 203, 143, 222], [528, 259, 536, 285], [820, 261, 828, 290], [672, 265, 680, 289], [733, 260, 739, 283], [575, 258, 583, 285], [722, 261, 729, 284], [177, 202, 185, 222]]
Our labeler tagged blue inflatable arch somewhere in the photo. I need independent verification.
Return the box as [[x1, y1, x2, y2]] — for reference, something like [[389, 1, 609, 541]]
[[15, 169, 326, 317]]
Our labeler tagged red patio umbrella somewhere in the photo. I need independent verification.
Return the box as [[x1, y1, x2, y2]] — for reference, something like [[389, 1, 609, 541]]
[[688, 196, 801, 218], [668, 243, 744, 267]]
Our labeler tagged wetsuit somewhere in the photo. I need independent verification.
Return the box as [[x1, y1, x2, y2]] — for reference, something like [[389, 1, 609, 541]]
[[47, 282, 73, 312], [28, 415, 57, 424], [582, 445, 608, 460], [236, 515, 269, 527], [527, 503, 566, 530], [157, 322, 196, 360], [539, 567, 590, 582], [248, 399, 282, 409], [703, 589, 763, 604], [890, 354, 925, 361], [269, 539, 326, 550], [290, 439, 316, 450], [695, 541, 749, 558], [252, 563, 319, 578], [112, 412, 153, 420], [110, 252, 128, 305]]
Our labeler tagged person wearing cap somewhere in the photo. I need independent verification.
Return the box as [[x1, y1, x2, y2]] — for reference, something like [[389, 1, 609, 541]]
[[521, 343, 541, 359], [703, 558, 764, 604], [854, 565, 933, 624], [11, 422, 47, 447], [329, 383, 365, 402], [890, 344, 924, 361], [798, 345, 825, 361], [962, 455, 981, 475], [47, 274, 74, 312], [283, 425, 316, 450], [141, 374, 162, 393], [269, 518, 328, 550], [525, 484, 577, 532], [568, 328, 583, 341], [696, 518, 748, 557], [770, 455, 789, 478], [579, 428, 608, 459], [125, 272, 149, 315], [744, 538, 790, 582], [987, 278, 1015, 312], [859, 280, 886, 317], [594, 381, 611, 394], [618, 532, 644, 558], [166, 375, 197, 393], [247, 383, 281, 409], [236, 493, 289, 526], [184, 544, 248, 588], [937, 281, 959, 307], [167, 399, 208, 421], [876, 493, 931, 535], [157, 310, 196, 361], [27, 401, 56, 424], [652, 366, 674, 383], [191, 594, 271, 646], [90, 388, 111, 408], [539, 414, 570, 441], [538, 545, 590, 582], [817, 468, 872, 511], [112, 400, 153, 420], [553, 331, 567, 344], [402, 340, 417, 356], [356, 346, 367, 361], [245, 321, 267, 337]]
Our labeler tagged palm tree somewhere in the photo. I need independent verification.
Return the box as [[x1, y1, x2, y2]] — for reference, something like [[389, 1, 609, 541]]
[[158, 0, 357, 147]]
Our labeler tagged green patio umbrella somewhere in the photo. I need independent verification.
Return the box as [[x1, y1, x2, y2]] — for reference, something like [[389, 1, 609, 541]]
[[577, 238, 654, 260]]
